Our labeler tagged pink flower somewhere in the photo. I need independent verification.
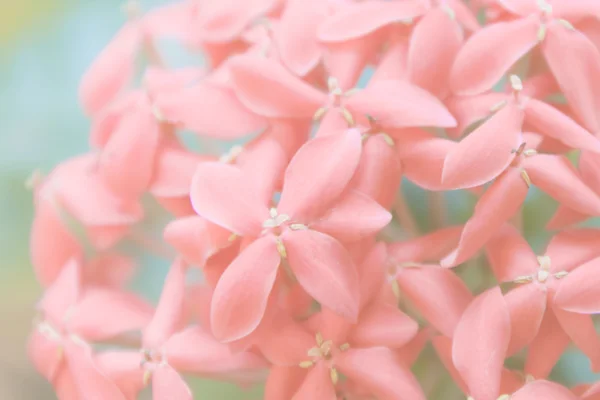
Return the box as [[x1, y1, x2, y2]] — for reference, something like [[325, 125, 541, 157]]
[[191, 132, 392, 341]]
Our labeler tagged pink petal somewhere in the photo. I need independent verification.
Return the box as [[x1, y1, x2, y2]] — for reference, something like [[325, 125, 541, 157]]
[[346, 80, 457, 129], [150, 147, 205, 198], [266, 366, 307, 400], [229, 55, 327, 118], [336, 347, 426, 400], [580, 150, 600, 193], [450, 16, 539, 95], [52, 154, 144, 226], [485, 224, 539, 282], [276, 0, 327, 76], [40, 258, 81, 324], [388, 226, 463, 264], [545, 228, 600, 272], [525, 309, 570, 379], [95, 351, 145, 399], [542, 21, 600, 133], [371, 37, 409, 82], [236, 136, 288, 206], [452, 288, 511, 400], [524, 154, 600, 216], [396, 129, 454, 190], [152, 365, 192, 400], [442, 168, 529, 267], [165, 326, 267, 376], [554, 256, 600, 313], [496, 0, 538, 16], [98, 107, 161, 200], [64, 342, 127, 400], [256, 317, 315, 367], [27, 329, 62, 382], [442, 102, 524, 189], [524, 99, 600, 153], [407, 8, 463, 98], [30, 194, 82, 287], [195, 0, 275, 43], [190, 162, 269, 236], [163, 216, 231, 266], [324, 38, 377, 90], [546, 205, 589, 230], [68, 289, 153, 341], [444, 92, 508, 139], [155, 83, 268, 139], [291, 362, 336, 400], [283, 229, 359, 322], [356, 243, 387, 309], [85, 253, 136, 288], [54, 366, 80, 400], [512, 380, 579, 400], [396, 266, 473, 338], [553, 307, 600, 372], [279, 130, 362, 222], [78, 23, 141, 115], [317, 1, 426, 43], [351, 134, 402, 209], [447, 0, 481, 32], [350, 302, 418, 348], [143, 66, 204, 97], [432, 336, 468, 394], [210, 235, 280, 342], [504, 284, 547, 355], [310, 190, 392, 242], [143, 258, 188, 349]]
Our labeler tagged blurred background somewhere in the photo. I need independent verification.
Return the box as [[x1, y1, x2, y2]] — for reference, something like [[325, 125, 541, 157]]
[[1, 1, 599, 399]]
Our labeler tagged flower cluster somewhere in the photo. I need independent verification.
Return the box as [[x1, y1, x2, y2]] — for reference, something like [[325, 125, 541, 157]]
[[27, 0, 600, 399]]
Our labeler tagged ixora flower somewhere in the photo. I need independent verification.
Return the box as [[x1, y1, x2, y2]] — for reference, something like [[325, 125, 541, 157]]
[[486, 225, 600, 378], [191, 132, 392, 342], [96, 259, 268, 400], [28, 259, 153, 398], [28, 0, 600, 398]]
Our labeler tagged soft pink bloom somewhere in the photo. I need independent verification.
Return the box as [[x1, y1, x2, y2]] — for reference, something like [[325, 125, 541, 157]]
[[486, 225, 600, 376]]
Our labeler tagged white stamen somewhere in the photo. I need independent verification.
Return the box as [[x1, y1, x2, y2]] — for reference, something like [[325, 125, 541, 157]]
[[537, 269, 550, 282], [510, 75, 523, 92], [327, 77, 340, 93], [537, 24, 547, 42], [290, 223, 308, 231], [381, 133, 395, 147], [558, 19, 574, 31], [554, 271, 568, 279], [313, 107, 328, 121], [537, 255, 551, 271], [490, 100, 508, 113], [442, 5, 456, 20], [514, 275, 534, 284], [152, 105, 166, 122], [536, 0, 552, 14], [219, 146, 243, 164], [276, 238, 287, 258]]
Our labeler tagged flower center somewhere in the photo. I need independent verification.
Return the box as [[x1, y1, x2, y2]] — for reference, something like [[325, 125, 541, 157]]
[[299, 333, 350, 385], [513, 255, 568, 284], [262, 208, 290, 229]]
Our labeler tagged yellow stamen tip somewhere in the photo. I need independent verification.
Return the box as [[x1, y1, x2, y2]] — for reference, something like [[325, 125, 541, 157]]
[[330, 367, 339, 385]]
